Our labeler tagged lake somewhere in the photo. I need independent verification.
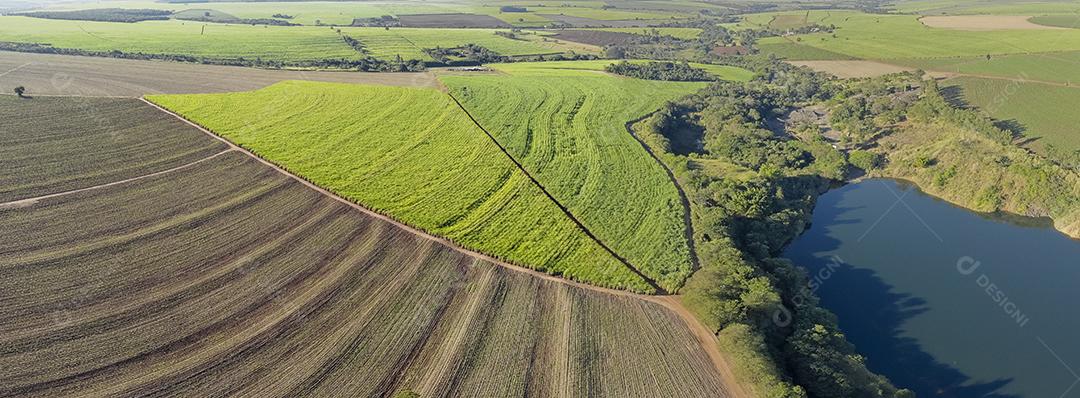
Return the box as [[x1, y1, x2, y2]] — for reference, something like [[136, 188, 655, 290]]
[[784, 178, 1080, 398]]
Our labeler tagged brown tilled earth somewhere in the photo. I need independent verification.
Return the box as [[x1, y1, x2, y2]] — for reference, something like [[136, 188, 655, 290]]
[[0, 51, 438, 97], [0, 95, 745, 397]]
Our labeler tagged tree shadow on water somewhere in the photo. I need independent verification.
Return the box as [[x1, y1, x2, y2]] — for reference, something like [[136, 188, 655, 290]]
[[789, 192, 1021, 398]]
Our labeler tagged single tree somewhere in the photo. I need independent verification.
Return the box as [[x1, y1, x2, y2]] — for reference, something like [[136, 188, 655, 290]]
[[14, 86, 25, 98]]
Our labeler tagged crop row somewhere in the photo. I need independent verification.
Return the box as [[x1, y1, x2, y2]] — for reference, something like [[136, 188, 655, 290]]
[[0, 96, 226, 203], [1, 97, 729, 396], [0, 16, 590, 63], [442, 64, 706, 292], [148, 81, 654, 292]]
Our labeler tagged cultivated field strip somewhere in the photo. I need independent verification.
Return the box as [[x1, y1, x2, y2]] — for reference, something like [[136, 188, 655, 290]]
[[0, 101, 732, 395], [0, 96, 227, 203], [0, 17, 362, 62], [442, 67, 704, 292], [149, 81, 656, 292], [0, 51, 440, 97]]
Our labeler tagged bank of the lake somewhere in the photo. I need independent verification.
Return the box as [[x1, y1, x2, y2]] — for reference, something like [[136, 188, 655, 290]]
[[785, 178, 1080, 398]]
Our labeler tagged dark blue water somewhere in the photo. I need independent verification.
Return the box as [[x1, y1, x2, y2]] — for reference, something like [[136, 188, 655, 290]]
[[784, 179, 1080, 398]]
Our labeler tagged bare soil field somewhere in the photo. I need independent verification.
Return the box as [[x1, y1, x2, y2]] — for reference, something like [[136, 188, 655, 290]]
[[0, 96, 738, 397], [789, 60, 914, 78], [398, 13, 510, 28], [918, 15, 1064, 31], [549, 29, 641, 46], [0, 51, 438, 97], [0, 95, 227, 203]]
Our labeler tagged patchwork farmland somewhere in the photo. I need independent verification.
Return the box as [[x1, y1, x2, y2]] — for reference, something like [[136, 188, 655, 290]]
[[752, 11, 1080, 59], [8, 0, 1080, 396], [0, 95, 736, 397], [0, 16, 362, 62]]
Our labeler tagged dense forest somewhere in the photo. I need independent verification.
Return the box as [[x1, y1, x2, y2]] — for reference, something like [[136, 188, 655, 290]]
[[605, 61, 715, 81]]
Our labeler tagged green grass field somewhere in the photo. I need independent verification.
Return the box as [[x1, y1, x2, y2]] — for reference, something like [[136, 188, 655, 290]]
[[896, 51, 1080, 84], [756, 41, 859, 60], [945, 76, 1080, 155], [753, 11, 1080, 59], [442, 63, 707, 291], [0, 16, 362, 61], [148, 81, 656, 292]]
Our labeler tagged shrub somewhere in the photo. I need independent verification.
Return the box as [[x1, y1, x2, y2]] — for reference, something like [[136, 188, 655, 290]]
[[848, 150, 882, 170]]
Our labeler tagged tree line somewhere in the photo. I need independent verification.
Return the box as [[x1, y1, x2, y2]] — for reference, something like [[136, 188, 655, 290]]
[[605, 61, 715, 81]]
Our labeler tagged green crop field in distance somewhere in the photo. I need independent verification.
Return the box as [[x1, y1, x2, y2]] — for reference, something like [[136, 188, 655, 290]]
[[756, 41, 859, 60], [148, 81, 655, 293], [441, 63, 708, 292], [892, 0, 1080, 15], [754, 11, 1080, 59], [895, 51, 1080, 85], [581, 27, 703, 39], [31, 0, 699, 27], [1029, 15, 1080, 29], [0, 16, 362, 62], [945, 76, 1080, 155], [0, 15, 593, 62], [478, 59, 754, 81], [341, 27, 595, 61]]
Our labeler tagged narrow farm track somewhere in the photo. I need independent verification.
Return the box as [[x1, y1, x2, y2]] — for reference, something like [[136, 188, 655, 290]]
[[0, 149, 234, 210], [445, 92, 667, 294], [140, 97, 748, 397]]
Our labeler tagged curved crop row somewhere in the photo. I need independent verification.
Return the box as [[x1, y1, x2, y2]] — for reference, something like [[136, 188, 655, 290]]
[[148, 81, 653, 292], [441, 64, 706, 292]]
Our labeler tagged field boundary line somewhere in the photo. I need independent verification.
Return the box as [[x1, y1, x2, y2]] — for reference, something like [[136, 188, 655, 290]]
[[141, 97, 746, 397], [445, 91, 667, 294], [0, 149, 233, 210]]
